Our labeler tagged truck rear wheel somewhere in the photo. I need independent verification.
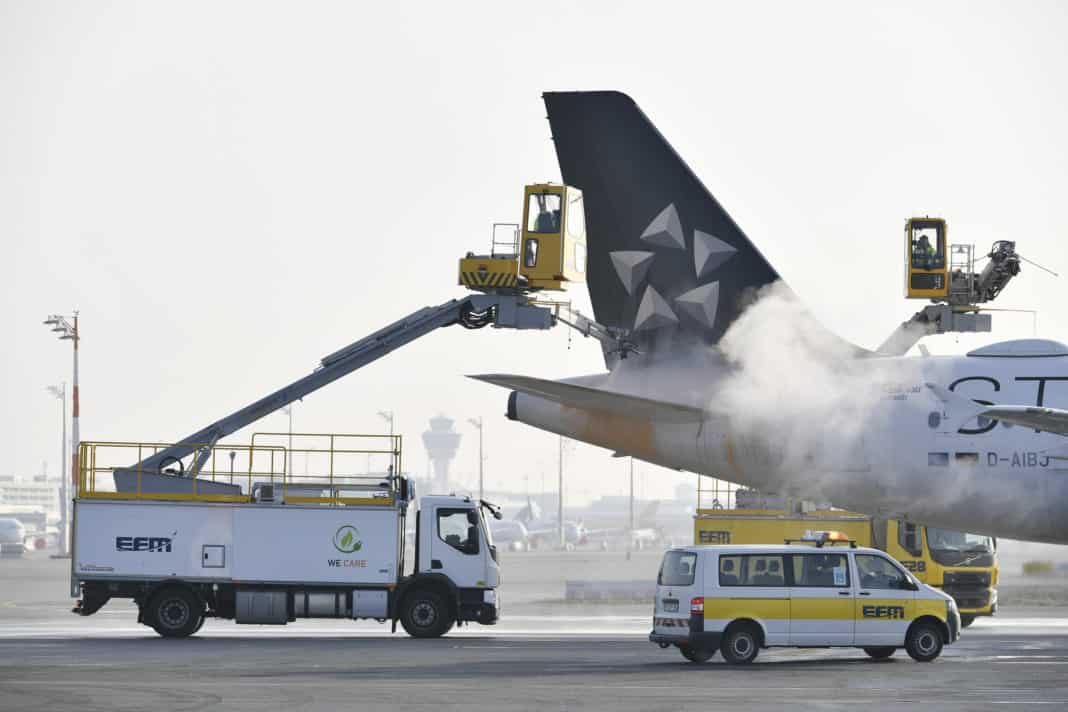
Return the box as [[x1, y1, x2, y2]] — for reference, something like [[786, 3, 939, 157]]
[[146, 587, 203, 639], [400, 590, 453, 638]]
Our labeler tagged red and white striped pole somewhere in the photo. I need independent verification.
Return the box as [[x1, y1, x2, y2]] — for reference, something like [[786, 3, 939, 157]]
[[71, 314, 80, 501]]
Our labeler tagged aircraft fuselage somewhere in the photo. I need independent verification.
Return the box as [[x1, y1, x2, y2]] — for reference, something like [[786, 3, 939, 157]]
[[509, 350, 1068, 544]]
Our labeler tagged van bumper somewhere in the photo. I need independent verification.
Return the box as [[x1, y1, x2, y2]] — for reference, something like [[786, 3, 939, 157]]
[[649, 631, 722, 649], [948, 610, 960, 643]]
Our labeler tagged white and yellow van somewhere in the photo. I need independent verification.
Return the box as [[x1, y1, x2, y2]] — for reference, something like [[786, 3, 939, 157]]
[[649, 542, 960, 664]]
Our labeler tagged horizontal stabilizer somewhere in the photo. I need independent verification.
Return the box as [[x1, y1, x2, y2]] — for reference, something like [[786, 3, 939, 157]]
[[469, 374, 706, 424], [927, 383, 1068, 437], [982, 405, 1068, 437]]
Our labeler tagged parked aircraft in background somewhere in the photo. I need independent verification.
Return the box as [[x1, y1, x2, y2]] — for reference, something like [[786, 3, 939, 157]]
[[475, 91, 1068, 545]]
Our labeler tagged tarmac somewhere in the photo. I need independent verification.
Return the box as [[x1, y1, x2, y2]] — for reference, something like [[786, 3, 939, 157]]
[[3, 550, 1068, 711]]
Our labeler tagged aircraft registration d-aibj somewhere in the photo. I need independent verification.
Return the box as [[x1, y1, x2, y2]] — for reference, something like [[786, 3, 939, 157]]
[[473, 91, 1068, 545]]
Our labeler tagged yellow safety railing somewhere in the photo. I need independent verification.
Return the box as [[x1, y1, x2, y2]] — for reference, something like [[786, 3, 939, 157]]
[[250, 432, 402, 506], [696, 475, 741, 512], [77, 432, 402, 507]]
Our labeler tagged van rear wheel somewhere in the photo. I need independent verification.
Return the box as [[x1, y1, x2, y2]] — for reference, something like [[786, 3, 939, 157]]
[[905, 622, 944, 662], [720, 624, 760, 665], [960, 615, 975, 628], [863, 646, 896, 659], [679, 645, 715, 663]]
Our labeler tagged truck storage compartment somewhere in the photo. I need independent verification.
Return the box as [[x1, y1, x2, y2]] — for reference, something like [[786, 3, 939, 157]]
[[235, 590, 288, 624], [353, 590, 388, 619], [293, 591, 348, 618]]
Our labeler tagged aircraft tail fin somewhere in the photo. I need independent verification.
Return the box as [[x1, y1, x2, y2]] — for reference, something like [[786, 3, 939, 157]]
[[543, 91, 781, 352]]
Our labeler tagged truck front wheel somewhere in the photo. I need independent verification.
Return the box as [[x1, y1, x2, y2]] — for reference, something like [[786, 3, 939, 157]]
[[146, 587, 203, 639], [400, 590, 453, 638]]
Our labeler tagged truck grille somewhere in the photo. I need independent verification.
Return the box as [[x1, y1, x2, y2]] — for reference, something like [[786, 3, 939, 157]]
[[944, 587, 991, 609], [943, 571, 992, 588]]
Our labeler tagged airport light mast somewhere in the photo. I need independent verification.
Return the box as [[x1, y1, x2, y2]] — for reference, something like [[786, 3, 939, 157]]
[[628, 457, 635, 559], [378, 411, 395, 476], [46, 383, 68, 557], [468, 417, 484, 501], [43, 312, 79, 555], [280, 405, 293, 478], [558, 436, 565, 550]]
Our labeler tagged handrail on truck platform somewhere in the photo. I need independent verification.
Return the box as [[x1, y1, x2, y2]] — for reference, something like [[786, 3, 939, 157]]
[[77, 432, 402, 506]]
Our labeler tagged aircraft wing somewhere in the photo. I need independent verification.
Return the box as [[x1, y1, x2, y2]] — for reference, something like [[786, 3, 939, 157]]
[[926, 383, 1068, 437], [469, 374, 706, 424]]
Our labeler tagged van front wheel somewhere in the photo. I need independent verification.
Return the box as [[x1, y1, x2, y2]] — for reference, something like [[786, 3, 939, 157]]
[[679, 645, 715, 663], [905, 622, 944, 662], [720, 624, 760, 665]]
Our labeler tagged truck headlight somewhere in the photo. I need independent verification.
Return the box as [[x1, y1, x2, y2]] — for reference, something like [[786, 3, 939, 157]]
[[484, 590, 497, 605]]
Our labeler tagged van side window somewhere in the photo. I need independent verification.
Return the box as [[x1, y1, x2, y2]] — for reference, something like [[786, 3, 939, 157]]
[[790, 553, 850, 587], [856, 554, 911, 590], [719, 555, 785, 587], [719, 556, 741, 586]]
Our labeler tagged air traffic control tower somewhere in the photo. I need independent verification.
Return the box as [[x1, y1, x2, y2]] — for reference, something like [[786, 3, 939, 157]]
[[422, 415, 461, 493]]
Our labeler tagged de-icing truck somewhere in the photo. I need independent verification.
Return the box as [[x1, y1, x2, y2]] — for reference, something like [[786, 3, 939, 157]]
[[71, 435, 500, 638], [67, 181, 614, 639]]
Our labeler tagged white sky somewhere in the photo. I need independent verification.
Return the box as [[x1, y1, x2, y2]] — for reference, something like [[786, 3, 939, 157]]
[[4, 1, 1067, 504]]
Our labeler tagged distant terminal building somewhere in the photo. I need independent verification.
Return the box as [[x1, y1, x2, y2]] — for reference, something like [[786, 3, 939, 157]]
[[0, 476, 60, 513]]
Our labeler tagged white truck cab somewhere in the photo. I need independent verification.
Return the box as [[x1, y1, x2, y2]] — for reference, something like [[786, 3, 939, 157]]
[[650, 542, 960, 664]]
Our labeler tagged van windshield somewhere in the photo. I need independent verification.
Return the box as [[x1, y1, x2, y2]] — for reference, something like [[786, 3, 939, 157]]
[[658, 551, 697, 586]]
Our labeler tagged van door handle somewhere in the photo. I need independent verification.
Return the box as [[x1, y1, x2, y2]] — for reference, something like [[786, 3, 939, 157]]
[[859, 591, 871, 596], [431, 559, 443, 570], [838, 591, 850, 596]]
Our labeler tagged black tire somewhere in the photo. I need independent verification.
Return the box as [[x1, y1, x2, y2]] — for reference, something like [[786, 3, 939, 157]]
[[146, 587, 203, 639], [400, 590, 453, 638], [679, 645, 716, 663], [192, 615, 206, 634], [863, 646, 896, 659], [720, 623, 760, 665], [905, 622, 944, 662], [960, 615, 976, 629]]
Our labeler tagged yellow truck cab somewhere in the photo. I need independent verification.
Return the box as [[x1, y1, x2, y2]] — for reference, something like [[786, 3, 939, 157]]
[[694, 501, 997, 627], [650, 539, 960, 664]]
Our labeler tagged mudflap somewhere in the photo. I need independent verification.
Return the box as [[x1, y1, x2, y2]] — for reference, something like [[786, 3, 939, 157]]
[[73, 583, 111, 616]]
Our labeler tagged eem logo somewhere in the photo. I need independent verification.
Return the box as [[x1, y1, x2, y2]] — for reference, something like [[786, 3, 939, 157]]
[[116, 536, 172, 553], [699, 530, 731, 544], [862, 605, 906, 619]]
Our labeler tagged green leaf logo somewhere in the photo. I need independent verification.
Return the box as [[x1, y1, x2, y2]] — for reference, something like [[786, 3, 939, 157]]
[[333, 525, 362, 553]]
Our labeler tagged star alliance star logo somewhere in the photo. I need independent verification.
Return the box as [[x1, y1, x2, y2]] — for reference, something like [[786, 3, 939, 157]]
[[609, 203, 737, 333]]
